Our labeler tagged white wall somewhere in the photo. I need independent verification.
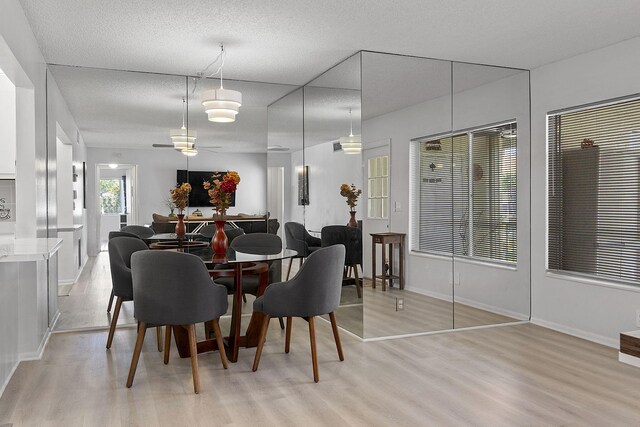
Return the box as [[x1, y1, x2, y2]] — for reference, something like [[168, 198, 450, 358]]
[[86, 147, 267, 255], [530, 36, 640, 347], [363, 66, 531, 320], [0, 73, 16, 179]]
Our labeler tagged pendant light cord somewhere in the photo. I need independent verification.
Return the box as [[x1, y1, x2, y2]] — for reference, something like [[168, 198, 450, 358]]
[[193, 44, 227, 94], [349, 107, 354, 137]]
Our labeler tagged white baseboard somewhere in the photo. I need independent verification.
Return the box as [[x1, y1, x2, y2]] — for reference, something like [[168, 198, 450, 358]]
[[619, 352, 640, 368], [19, 311, 58, 361], [453, 295, 529, 321], [0, 360, 19, 400], [407, 286, 453, 303], [58, 258, 87, 287], [531, 317, 618, 348]]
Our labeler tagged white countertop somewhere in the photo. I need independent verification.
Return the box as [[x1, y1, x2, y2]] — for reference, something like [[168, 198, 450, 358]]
[[57, 224, 83, 232], [0, 237, 64, 262]]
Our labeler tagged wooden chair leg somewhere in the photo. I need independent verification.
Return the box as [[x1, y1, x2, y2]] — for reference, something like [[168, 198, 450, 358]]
[[286, 258, 293, 280], [212, 319, 228, 369], [285, 317, 292, 353], [156, 326, 163, 352], [308, 316, 319, 383], [329, 312, 344, 361], [252, 315, 271, 372], [187, 324, 200, 394], [106, 296, 123, 349], [278, 317, 285, 330], [163, 325, 172, 365], [107, 289, 115, 313], [352, 265, 362, 299], [126, 321, 147, 388]]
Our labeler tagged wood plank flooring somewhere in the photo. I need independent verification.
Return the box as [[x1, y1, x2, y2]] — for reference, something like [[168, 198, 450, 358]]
[[2, 322, 640, 425]]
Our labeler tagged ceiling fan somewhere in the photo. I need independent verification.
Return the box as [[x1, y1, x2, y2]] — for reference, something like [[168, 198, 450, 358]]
[[152, 143, 222, 153]]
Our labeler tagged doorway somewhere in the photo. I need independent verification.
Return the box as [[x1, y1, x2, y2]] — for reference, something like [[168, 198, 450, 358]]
[[267, 166, 285, 241], [96, 164, 138, 251]]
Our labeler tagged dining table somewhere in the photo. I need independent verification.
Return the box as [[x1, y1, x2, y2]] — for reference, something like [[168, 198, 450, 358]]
[[166, 244, 298, 362]]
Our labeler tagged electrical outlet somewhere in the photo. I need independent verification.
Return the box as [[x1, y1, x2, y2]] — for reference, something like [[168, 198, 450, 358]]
[[636, 309, 640, 327], [396, 297, 404, 311]]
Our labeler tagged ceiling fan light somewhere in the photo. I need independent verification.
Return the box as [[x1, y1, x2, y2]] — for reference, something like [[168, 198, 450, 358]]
[[202, 88, 242, 123], [181, 147, 198, 157], [172, 141, 195, 150]]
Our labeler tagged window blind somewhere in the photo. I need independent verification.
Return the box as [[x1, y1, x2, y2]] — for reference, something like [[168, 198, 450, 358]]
[[412, 122, 517, 264], [548, 97, 640, 284]]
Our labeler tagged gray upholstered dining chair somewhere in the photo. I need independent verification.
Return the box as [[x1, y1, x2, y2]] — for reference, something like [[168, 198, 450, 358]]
[[106, 236, 162, 351], [127, 250, 229, 394], [252, 244, 346, 383], [284, 222, 321, 280], [107, 230, 143, 312], [213, 232, 285, 329], [321, 225, 363, 298], [120, 225, 155, 240]]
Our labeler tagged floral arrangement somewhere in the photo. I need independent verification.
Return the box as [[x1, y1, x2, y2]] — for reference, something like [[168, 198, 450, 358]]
[[169, 182, 191, 214], [164, 197, 177, 217], [340, 183, 362, 212], [203, 171, 241, 216]]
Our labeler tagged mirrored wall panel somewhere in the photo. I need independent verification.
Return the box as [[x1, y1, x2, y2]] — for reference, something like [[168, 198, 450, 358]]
[[451, 62, 531, 327], [363, 52, 454, 338], [303, 53, 363, 337]]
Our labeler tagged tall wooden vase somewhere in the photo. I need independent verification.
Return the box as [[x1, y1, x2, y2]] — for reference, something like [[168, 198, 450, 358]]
[[175, 214, 186, 239], [347, 211, 358, 228], [212, 220, 228, 255]]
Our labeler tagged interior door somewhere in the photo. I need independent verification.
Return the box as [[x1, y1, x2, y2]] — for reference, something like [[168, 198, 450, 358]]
[[362, 141, 391, 279]]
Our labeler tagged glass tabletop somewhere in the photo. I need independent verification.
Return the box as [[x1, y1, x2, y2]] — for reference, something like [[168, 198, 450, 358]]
[[177, 244, 298, 265], [146, 233, 203, 241]]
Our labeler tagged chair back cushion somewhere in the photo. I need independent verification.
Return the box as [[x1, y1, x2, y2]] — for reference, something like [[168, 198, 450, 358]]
[[131, 251, 228, 325], [255, 245, 345, 317], [108, 237, 149, 299], [320, 225, 362, 266], [120, 225, 155, 239], [231, 233, 282, 254], [108, 230, 140, 240]]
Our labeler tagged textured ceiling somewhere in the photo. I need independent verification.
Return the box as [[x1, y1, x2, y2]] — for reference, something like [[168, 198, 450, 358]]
[[20, 0, 640, 85], [33, 1, 640, 153]]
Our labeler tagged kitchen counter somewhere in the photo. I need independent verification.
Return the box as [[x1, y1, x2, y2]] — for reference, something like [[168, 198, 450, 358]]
[[0, 237, 63, 262]]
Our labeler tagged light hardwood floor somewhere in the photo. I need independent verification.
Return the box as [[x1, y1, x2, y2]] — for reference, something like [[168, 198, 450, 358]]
[[2, 322, 640, 425]]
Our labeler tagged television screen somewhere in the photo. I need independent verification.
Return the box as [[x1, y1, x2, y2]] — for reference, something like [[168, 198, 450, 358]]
[[176, 170, 236, 208]]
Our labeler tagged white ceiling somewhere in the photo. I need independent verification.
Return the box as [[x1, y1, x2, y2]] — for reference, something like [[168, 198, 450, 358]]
[[28, 1, 640, 153], [20, 0, 640, 84]]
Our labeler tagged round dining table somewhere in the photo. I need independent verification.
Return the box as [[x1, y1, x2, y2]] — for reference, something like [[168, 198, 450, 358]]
[[167, 244, 298, 363]]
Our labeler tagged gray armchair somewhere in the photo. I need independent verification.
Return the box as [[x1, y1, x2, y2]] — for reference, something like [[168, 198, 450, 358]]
[[284, 222, 321, 280], [120, 225, 155, 240], [252, 245, 346, 382], [106, 236, 162, 351], [213, 233, 285, 329], [321, 225, 363, 298], [127, 251, 228, 394], [107, 230, 143, 312]]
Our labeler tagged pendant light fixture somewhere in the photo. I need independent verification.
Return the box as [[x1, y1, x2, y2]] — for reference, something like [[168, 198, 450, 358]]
[[181, 146, 198, 157], [201, 44, 242, 123], [170, 97, 197, 150], [340, 107, 361, 154]]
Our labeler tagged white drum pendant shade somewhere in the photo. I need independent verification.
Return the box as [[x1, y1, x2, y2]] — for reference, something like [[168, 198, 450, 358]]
[[340, 134, 362, 154], [181, 147, 198, 157], [170, 127, 197, 150], [201, 88, 242, 123]]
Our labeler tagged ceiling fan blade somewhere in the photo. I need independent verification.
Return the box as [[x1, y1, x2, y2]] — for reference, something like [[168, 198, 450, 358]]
[[152, 144, 174, 148]]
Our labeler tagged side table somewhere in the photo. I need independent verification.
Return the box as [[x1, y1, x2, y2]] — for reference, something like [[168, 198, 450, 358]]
[[371, 232, 405, 291]]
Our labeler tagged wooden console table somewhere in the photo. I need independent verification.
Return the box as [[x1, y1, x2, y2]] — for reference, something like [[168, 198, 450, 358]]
[[371, 232, 405, 291]]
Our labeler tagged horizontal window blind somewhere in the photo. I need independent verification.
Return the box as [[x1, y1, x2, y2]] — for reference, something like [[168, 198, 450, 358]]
[[412, 122, 517, 264], [470, 125, 517, 263], [548, 97, 640, 284]]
